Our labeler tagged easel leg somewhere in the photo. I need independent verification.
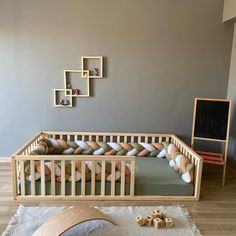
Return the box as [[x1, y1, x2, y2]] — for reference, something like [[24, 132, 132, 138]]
[[222, 142, 229, 187], [222, 164, 226, 186]]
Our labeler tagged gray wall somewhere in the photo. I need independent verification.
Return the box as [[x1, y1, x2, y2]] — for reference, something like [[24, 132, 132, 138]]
[[0, 0, 234, 156]]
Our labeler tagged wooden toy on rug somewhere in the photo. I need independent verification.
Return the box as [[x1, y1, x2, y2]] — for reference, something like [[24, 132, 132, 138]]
[[33, 206, 116, 236], [153, 218, 164, 229], [151, 211, 156, 218], [145, 215, 153, 226], [165, 217, 174, 228], [153, 209, 165, 219], [135, 208, 174, 229], [135, 215, 146, 226]]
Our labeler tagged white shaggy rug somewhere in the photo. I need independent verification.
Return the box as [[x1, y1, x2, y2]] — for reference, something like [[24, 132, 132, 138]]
[[2, 205, 201, 236]]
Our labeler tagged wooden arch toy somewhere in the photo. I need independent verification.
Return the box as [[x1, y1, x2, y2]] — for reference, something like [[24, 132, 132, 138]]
[[33, 206, 116, 236]]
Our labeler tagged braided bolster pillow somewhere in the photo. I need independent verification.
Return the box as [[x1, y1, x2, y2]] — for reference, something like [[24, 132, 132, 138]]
[[24, 138, 193, 183], [30, 138, 169, 157]]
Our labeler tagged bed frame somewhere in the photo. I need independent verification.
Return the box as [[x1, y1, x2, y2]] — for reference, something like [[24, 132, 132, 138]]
[[11, 131, 203, 201]]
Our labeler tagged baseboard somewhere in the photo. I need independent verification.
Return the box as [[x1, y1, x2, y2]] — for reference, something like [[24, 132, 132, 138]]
[[0, 156, 11, 162]]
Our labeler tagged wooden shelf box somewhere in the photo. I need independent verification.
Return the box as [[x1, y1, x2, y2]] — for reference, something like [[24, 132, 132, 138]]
[[81, 56, 103, 78], [64, 70, 90, 97], [53, 89, 72, 108]]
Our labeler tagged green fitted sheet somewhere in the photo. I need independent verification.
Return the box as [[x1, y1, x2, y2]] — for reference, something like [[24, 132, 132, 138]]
[[135, 157, 193, 196], [22, 181, 130, 196], [20, 157, 193, 196]]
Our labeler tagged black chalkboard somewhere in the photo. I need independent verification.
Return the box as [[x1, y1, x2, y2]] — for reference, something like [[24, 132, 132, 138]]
[[194, 99, 230, 140]]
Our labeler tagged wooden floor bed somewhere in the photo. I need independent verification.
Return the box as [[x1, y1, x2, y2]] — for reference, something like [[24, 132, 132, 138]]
[[12, 131, 203, 201]]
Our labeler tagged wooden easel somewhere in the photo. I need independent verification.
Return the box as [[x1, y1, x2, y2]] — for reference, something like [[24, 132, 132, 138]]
[[191, 98, 231, 186]]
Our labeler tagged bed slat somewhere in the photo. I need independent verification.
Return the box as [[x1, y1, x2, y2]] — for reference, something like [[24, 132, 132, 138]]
[[81, 161, 86, 196], [117, 136, 120, 143], [130, 159, 135, 196], [51, 160, 56, 196], [40, 160, 45, 196], [71, 160, 76, 196], [91, 161, 96, 196], [111, 161, 116, 196], [61, 160, 65, 196], [101, 161, 106, 196], [30, 160, 35, 196], [20, 160, 25, 196], [120, 161, 126, 196]]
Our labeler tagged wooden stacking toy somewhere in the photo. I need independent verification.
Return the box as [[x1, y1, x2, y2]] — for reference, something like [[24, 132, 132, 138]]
[[135, 215, 146, 226], [135, 208, 174, 229], [154, 209, 165, 219], [153, 218, 164, 229], [145, 215, 154, 226], [165, 217, 174, 228]]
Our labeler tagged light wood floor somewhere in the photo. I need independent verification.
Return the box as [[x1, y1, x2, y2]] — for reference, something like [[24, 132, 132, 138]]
[[1, 161, 236, 235]]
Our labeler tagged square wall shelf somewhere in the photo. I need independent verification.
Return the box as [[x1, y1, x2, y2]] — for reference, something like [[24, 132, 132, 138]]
[[54, 89, 72, 107], [53, 55, 104, 108], [64, 70, 90, 97], [81, 56, 103, 78]]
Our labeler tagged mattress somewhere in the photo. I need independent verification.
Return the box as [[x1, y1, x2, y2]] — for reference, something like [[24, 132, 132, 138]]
[[20, 157, 193, 196]]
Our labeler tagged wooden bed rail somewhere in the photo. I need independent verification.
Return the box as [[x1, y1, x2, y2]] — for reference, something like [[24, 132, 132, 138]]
[[12, 131, 203, 201], [171, 135, 203, 200], [12, 155, 135, 200], [43, 131, 172, 144]]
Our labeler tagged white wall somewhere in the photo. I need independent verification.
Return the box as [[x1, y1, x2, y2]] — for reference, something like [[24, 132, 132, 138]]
[[227, 24, 236, 167], [223, 0, 236, 22]]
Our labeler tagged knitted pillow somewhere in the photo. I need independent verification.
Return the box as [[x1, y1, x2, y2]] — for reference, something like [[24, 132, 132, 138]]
[[30, 138, 168, 157], [165, 143, 194, 183]]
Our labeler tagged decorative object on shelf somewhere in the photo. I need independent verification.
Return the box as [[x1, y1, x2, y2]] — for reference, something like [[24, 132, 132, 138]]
[[81, 56, 103, 78], [53, 56, 104, 107], [93, 67, 99, 76], [74, 89, 80, 96], [66, 82, 72, 89], [59, 99, 64, 106], [191, 97, 231, 186], [53, 89, 72, 108], [64, 100, 70, 106]]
